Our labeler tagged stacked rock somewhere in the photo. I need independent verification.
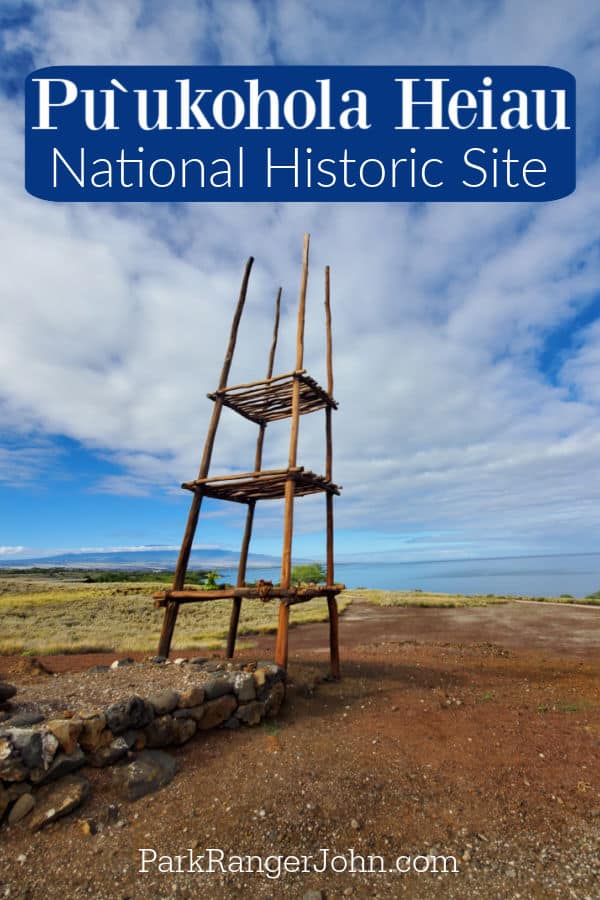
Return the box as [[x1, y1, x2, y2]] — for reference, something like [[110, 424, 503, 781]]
[[0, 662, 286, 830], [0, 680, 17, 712]]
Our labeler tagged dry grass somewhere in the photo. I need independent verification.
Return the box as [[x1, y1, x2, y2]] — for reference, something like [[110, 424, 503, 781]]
[[351, 589, 510, 608], [351, 589, 600, 607], [0, 578, 352, 656], [520, 595, 600, 605]]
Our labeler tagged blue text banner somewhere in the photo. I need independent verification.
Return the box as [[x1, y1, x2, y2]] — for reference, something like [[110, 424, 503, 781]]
[[25, 65, 576, 202]]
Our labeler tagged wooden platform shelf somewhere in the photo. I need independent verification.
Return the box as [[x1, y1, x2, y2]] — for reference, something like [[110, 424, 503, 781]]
[[208, 370, 337, 425], [182, 468, 341, 503], [157, 234, 342, 678]]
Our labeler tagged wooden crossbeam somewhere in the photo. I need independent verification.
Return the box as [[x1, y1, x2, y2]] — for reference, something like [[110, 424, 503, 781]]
[[154, 584, 345, 607], [213, 369, 304, 394], [185, 467, 302, 486]]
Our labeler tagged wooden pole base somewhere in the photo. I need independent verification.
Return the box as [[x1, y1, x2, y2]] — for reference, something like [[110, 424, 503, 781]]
[[275, 602, 290, 669], [327, 594, 340, 680], [227, 597, 242, 658], [158, 601, 180, 658]]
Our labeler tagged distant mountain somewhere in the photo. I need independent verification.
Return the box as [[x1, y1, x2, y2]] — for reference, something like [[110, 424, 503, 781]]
[[0, 547, 284, 570]]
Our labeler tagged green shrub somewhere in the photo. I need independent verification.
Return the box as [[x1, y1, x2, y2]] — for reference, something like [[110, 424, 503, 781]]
[[201, 570, 223, 590], [290, 563, 326, 585]]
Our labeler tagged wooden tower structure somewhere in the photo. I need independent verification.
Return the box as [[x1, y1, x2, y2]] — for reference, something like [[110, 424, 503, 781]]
[[154, 234, 343, 677]]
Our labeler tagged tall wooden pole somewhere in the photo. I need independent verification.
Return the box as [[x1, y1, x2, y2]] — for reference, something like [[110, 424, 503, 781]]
[[324, 265, 340, 678], [158, 256, 254, 658], [324, 265, 334, 545], [276, 234, 310, 668], [324, 265, 333, 400], [227, 287, 281, 657]]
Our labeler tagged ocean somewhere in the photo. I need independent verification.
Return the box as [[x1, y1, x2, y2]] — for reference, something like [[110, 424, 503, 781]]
[[222, 553, 600, 599]]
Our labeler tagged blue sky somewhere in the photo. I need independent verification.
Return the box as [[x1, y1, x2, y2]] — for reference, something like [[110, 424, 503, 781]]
[[1, 1, 600, 563]]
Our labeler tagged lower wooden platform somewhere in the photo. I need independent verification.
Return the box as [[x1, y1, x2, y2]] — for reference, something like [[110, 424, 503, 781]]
[[154, 583, 344, 676], [153, 583, 344, 606]]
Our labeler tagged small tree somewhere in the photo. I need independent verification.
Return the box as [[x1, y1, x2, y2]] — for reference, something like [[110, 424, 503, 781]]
[[290, 562, 326, 585], [202, 570, 222, 590]]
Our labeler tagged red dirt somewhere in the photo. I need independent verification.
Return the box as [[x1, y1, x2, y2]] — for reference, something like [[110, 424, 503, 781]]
[[1, 601, 599, 899]]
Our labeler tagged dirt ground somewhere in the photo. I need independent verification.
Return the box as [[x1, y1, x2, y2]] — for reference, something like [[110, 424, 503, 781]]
[[1, 601, 599, 899]]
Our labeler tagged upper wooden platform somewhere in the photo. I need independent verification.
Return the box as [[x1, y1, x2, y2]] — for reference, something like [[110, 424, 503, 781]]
[[207, 369, 337, 425]]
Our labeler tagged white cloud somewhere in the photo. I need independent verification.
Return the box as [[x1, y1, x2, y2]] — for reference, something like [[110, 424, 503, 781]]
[[0, 439, 62, 486], [560, 319, 600, 405]]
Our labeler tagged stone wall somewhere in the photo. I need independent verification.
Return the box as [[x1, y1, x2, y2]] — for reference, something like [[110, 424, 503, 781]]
[[0, 661, 286, 831]]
